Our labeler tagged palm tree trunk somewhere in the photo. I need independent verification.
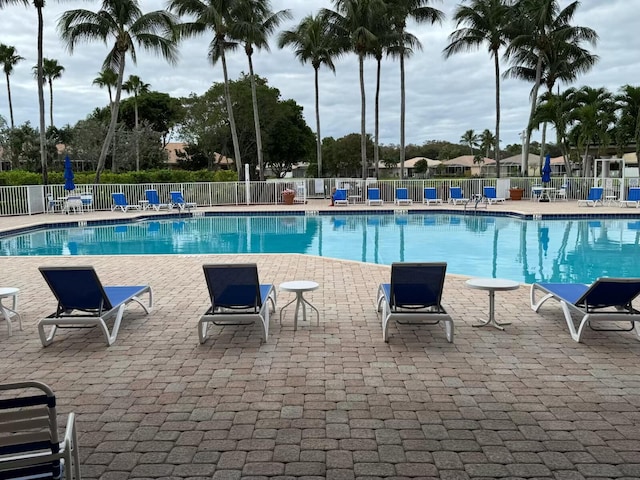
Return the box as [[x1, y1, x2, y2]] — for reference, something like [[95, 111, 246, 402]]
[[374, 56, 381, 179], [359, 53, 366, 180], [48, 78, 54, 129], [134, 97, 140, 171], [493, 50, 500, 178], [95, 59, 126, 183], [247, 53, 264, 181], [399, 52, 406, 181], [583, 143, 590, 178], [221, 49, 242, 177], [540, 121, 547, 176], [314, 66, 322, 178], [5, 73, 15, 129], [522, 56, 544, 177], [37, 6, 48, 185]]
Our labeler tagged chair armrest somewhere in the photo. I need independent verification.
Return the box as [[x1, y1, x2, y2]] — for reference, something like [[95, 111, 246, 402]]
[[62, 412, 81, 480]]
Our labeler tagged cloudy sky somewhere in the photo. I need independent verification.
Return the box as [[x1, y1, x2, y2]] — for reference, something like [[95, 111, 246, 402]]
[[0, 0, 638, 147]]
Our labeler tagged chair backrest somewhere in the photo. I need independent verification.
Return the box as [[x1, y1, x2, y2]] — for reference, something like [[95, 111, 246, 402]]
[[396, 188, 409, 200], [80, 193, 92, 206], [0, 381, 62, 480], [145, 189, 161, 205], [170, 191, 184, 204], [628, 188, 640, 201], [111, 192, 127, 206], [389, 262, 447, 309], [449, 187, 463, 199], [39, 266, 113, 313], [334, 189, 347, 201], [588, 187, 603, 200], [203, 264, 262, 312], [483, 186, 496, 198], [368, 188, 380, 200], [424, 187, 437, 200], [577, 278, 640, 309]]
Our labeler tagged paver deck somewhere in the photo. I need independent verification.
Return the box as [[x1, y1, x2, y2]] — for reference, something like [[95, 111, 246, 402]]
[[1, 200, 640, 480]]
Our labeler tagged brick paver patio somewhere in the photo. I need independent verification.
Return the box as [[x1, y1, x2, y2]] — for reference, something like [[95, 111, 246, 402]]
[[2, 201, 640, 480]]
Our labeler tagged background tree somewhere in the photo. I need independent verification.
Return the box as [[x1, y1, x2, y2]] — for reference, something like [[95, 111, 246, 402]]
[[59, 0, 178, 183], [323, 132, 374, 177], [170, 0, 244, 177], [119, 91, 184, 146], [33, 58, 64, 129], [616, 85, 640, 162], [479, 128, 496, 159], [461, 129, 479, 156], [92, 68, 119, 172], [278, 13, 339, 178], [231, 0, 290, 180], [444, 0, 511, 177], [386, 0, 444, 180], [122, 74, 150, 171], [0, 44, 24, 129]]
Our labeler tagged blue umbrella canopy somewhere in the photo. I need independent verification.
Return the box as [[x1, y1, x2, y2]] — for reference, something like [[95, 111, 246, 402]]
[[64, 155, 75, 192], [541, 154, 552, 184]]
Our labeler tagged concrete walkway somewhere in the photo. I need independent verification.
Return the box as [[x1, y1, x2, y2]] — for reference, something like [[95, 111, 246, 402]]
[[1, 201, 640, 480]]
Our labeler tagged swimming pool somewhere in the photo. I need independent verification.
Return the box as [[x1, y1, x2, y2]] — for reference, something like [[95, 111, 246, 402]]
[[2, 214, 640, 284]]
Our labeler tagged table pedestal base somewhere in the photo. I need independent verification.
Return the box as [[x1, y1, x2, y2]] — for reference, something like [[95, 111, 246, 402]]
[[279, 293, 319, 331], [471, 289, 512, 330]]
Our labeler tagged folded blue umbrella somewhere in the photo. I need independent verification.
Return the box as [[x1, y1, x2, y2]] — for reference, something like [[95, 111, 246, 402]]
[[64, 155, 75, 192]]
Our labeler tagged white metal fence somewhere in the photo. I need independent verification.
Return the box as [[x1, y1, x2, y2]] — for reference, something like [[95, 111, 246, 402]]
[[0, 177, 638, 217]]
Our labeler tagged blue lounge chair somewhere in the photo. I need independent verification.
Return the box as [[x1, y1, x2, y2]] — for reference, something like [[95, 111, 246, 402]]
[[620, 187, 640, 208], [170, 191, 197, 211], [530, 278, 640, 342], [577, 187, 603, 207], [111, 192, 140, 212], [423, 187, 442, 205], [483, 186, 505, 204], [145, 189, 172, 211], [333, 188, 349, 206], [367, 188, 383, 205], [394, 188, 413, 205], [38, 266, 153, 346], [0, 381, 81, 480], [199, 264, 276, 343], [448, 186, 468, 205], [377, 262, 453, 343]]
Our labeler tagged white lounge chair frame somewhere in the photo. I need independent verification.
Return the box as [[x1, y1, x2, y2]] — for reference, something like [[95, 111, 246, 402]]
[[394, 188, 413, 205], [423, 187, 443, 205], [367, 188, 384, 206], [530, 279, 640, 342], [448, 187, 468, 205]]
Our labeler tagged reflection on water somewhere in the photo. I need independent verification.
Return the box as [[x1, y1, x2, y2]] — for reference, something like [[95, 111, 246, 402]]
[[2, 214, 640, 284]]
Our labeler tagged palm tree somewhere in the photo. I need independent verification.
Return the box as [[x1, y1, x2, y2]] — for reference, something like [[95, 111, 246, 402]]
[[386, 0, 444, 180], [278, 13, 339, 179], [231, 0, 291, 180], [0, 0, 48, 184], [461, 129, 479, 156], [0, 44, 24, 129], [325, 0, 382, 179], [93, 68, 119, 171], [444, 0, 512, 177], [169, 0, 244, 177], [616, 85, 640, 162], [59, 0, 178, 183], [123, 74, 150, 171], [505, 0, 597, 176], [479, 128, 496, 159], [32, 58, 64, 129]]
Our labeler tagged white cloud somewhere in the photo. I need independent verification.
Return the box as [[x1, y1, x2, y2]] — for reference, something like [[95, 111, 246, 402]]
[[0, 0, 638, 147]]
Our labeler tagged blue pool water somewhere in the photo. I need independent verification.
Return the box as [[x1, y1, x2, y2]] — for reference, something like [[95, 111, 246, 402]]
[[2, 214, 640, 284]]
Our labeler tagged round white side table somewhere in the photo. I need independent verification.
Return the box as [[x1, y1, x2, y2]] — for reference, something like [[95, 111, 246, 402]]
[[0, 287, 22, 337], [465, 278, 520, 330], [279, 281, 320, 331]]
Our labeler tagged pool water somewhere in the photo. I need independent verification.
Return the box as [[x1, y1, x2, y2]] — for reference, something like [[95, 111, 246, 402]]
[[2, 214, 640, 284]]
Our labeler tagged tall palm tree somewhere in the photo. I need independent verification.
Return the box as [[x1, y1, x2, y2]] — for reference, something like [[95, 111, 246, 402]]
[[93, 68, 119, 172], [0, 0, 48, 184], [461, 129, 479, 156], [479, 128, 496, 159], [278, 13, 339, 179], [616, 85, 640, 162], [505, 0, 597, 176], [444, 0, 512, 177], [231, 0, 290, 180], [59, 0, 178, 183], [325, 0, 383, 180], [33, 58, 64, 129], [0, 44, 24, 129], [169, 0, 244, 177], [123, 74, 150, 171]]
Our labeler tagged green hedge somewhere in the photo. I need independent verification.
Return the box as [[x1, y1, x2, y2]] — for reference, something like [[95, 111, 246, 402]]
[[0, 169, 238, 186]]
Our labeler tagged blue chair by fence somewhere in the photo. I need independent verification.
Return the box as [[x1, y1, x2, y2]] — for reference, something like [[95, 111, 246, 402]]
[[367, 188, 384, 206], [448, 187, 468, 205], [332, 188, 349, 206], [394, 188, 413, 205], [170, 191, 197, 211], [111, 192, 140, 212], [530, 277, 640, 342], [577, 187, 603, 207], [377, 262, 453, 343], [145, 189, 171, 211], [483, 186, 505, 204], [38, 266, 153, 346], [621, 187, 640, 208], [423, 187, 442, 205]]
